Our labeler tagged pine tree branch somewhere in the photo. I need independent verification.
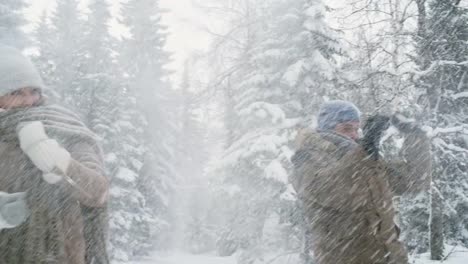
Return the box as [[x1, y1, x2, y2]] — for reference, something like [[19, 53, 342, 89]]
[[433, 138, 468, 154], [430, 125, 468, 137], [411, 60, 468, 77], [452, 92, 468, 100]]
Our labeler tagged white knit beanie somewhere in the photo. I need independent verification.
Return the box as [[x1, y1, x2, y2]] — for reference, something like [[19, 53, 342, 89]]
[[0, 45, 44, 96]]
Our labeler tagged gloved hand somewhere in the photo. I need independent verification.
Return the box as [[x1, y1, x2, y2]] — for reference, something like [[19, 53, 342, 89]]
[[0, 192, 30, 230], [391, 113, 425, 135], [17, 121, 71, 183], [360, 114, 391, 160]]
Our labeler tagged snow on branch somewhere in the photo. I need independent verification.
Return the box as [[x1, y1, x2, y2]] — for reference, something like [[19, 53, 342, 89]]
[[433, 138, 468, 154], [265, 159, 288, 184], [239, 102, 287, 124], [412, 60, 468, 77], [452, 91, 468, 100], [430, 125, 468, 137]]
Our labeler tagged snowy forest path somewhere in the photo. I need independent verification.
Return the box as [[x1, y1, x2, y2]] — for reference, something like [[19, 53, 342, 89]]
[[127, 251, 236, 264]]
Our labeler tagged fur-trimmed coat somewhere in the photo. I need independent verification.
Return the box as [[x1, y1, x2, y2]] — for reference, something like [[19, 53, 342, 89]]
[[290, 130, 431, 264], [0, 105, 109, 264]]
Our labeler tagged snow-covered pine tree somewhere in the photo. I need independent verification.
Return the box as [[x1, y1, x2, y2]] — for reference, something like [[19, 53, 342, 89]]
[[206, 0, 280, 259], [171, 60, 212, 253], [0, 0, 29, 48], [107, 88, 152, 262], [80, 0, 116, 131], [209, 0, 343, 262], [46, 0, 86, 106], [33, 11, 58, 93], [412, 0, 468, 257], [119, 0, 176, 254], [74, 2, 136, 260]]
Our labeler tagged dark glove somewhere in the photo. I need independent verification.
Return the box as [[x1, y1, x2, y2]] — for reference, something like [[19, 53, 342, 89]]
[[391, 114, 425, 135], [360, 114, 391, 160]]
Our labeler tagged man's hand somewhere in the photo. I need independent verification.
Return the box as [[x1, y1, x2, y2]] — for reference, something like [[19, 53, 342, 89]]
[[360, 114, 391, 160], [17, 121, 71, 183]]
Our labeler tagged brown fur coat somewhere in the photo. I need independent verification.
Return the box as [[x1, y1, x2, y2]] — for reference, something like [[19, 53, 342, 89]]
[[0, 105, 109, 264]]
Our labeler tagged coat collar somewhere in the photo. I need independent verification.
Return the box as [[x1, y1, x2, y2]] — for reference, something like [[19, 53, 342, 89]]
[[295, 128, 359, 158]]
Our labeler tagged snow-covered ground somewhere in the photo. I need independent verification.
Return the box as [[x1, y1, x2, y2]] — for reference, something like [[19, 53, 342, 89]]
[[125, 251, 236, 264], [411, 245, 468, 264], [119, 248, 468, 264]]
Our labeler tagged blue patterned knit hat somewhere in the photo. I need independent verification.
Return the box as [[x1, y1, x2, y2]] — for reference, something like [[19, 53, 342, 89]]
[[317, 100, 361, 131]]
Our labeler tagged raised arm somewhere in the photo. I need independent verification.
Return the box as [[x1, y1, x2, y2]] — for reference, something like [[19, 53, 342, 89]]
[[360, 114, 432, 196], [17, 121, 109, 207], [58, 141, 109, 207], [384, 130, 432, 196]]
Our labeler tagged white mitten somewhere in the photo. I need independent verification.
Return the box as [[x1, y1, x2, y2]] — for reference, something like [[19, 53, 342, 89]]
[[42, 173, 63, 184], [17, 121, 48, 150], [0, 192, 30, 230], [17, 121, 71, 180]]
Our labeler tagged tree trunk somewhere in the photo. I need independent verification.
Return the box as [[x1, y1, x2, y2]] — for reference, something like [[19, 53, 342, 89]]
[[416, 0, 427, 48], [415, 1, 445, 259], [430, 185, 445, 260]]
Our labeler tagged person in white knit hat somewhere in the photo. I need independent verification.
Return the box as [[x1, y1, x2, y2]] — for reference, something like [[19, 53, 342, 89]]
[[0, 45, 45, 110], [0, 45, 109, 264]]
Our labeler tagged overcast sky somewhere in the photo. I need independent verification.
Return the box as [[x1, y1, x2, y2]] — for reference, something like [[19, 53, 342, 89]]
[[24, 0, 213, 80]]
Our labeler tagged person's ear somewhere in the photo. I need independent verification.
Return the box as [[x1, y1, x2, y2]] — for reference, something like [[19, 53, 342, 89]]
[[34, 95, 47, 106]]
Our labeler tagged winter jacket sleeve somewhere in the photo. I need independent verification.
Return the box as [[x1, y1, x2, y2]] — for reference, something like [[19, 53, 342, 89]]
[[56, 142, 109, 207], [383, 131, 432, 196]]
